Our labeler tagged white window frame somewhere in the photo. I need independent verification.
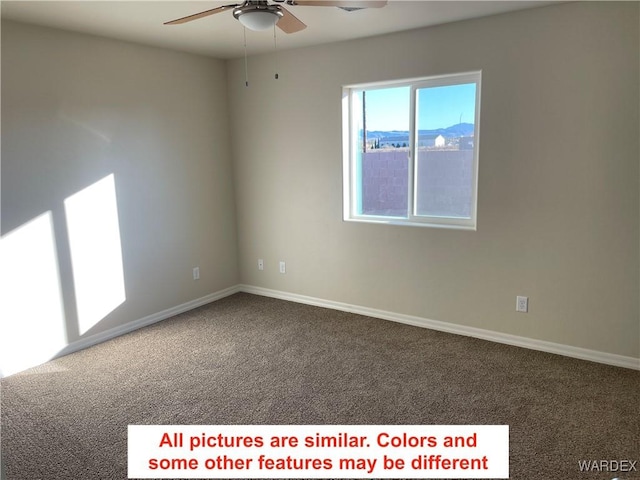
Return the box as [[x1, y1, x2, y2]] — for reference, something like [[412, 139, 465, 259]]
[[342, 71, 481, 230]]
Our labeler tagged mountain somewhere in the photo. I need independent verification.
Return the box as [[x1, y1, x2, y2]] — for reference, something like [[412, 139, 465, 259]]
[[434, 122, 474, 137], [366, 123, 474, 139]]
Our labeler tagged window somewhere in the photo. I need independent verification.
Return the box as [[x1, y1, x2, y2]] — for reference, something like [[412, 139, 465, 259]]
[[342, 71, 481, 230]]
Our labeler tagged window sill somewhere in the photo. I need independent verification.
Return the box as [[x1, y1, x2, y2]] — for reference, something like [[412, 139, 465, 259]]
[[343, 216, 477, 231]]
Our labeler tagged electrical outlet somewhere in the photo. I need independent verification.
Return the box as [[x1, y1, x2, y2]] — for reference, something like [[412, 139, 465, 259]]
[[516, 296, 528, 313], [193, 267, 200, 280], [279, 261, 286, 274], [258, 259, 264, 271]]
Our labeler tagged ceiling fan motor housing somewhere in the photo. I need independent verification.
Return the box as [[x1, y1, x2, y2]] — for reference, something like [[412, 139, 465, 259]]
[[233, 2, 284, 31]]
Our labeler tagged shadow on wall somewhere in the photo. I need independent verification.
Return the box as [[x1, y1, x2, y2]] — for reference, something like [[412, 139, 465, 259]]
[[0, 173, 126, 377]]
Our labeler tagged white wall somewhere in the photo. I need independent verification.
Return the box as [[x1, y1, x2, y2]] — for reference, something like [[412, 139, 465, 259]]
[[228, 2, 640, 359], [1, 21, 239, 375]]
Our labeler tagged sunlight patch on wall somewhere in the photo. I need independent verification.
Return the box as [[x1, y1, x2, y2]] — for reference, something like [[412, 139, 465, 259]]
[[64, 174, 126, 335], [0, 212, 67, 377]]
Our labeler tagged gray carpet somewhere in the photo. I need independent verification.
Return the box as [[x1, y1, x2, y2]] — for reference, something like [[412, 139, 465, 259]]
[[1, 292, 638, 479]]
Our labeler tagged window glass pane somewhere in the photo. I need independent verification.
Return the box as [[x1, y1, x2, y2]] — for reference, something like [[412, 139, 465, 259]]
[[344, 72, 480, 229], [415, 82, 476, 218], [355, 86, 410, 217]]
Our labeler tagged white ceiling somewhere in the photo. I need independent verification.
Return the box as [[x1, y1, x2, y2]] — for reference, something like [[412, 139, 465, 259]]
[[1, 1, 560, 59]]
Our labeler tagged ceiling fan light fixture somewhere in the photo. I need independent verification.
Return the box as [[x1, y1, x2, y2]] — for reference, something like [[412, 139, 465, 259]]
[[233, 5, 283, 31]]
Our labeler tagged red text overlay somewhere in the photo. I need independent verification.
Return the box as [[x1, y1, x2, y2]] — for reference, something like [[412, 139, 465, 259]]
[[128, 424, 509, 478]]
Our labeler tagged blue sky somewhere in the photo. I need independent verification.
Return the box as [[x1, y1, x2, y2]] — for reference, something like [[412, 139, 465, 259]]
[[364, 83, 476, 131]]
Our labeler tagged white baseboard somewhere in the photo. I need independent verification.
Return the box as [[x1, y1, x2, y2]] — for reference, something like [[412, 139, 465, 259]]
[[54, 285, 242, 360], [7, 283, 635, 378], [239, 285, 640, 371]]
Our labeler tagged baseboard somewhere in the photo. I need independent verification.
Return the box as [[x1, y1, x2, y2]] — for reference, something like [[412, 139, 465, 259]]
[[238, 285, 640, 371], [54, 285, 242, 361], [7, 283, 636, 378]]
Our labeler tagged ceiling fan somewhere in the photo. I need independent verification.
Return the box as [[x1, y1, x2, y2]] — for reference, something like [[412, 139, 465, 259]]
[[164, 0, 388, 33]]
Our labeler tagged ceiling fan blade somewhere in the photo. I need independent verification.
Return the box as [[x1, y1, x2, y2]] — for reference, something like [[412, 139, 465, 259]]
[[291, 1, 387, 8], [277, 6, 307, 34], [164, 4, 237, 25]]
